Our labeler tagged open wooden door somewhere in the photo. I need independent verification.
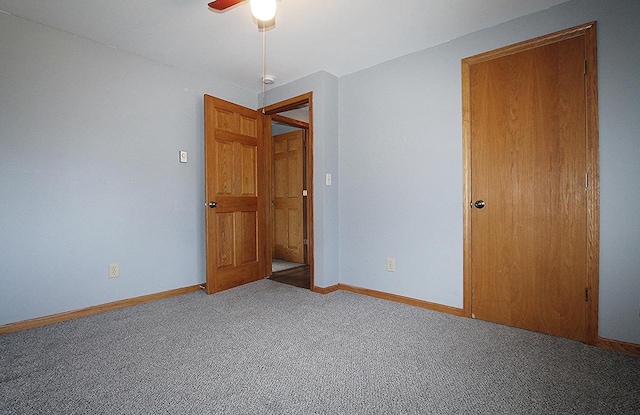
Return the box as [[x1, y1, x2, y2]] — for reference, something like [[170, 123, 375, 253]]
[[273, 130, 305, 263], [204, 95, 266, 294]]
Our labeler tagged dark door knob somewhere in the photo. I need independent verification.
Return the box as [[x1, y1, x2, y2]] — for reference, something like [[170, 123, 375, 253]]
[[208, 201, 218, 209], [474, 200, 485, 209]]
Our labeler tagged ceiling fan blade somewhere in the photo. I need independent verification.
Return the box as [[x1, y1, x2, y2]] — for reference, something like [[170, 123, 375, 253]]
[[207, 0, 245, 11]]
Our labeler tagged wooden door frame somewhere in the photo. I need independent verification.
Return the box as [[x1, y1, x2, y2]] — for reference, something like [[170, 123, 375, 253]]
[[461, 22, 600, 344], [261, 92, 314, 289]]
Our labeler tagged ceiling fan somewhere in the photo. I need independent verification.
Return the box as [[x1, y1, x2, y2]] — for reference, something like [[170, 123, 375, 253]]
[[208, 0, 278, 98], [208, 0, 277, 21]]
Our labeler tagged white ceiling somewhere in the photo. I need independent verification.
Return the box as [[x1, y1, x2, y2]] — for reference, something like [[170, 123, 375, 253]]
[[0, 0, 570, 94]]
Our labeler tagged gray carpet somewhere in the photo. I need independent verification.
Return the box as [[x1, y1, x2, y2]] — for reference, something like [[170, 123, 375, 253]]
[[1, 280, 639, 414], [272, 259, 305, 273]]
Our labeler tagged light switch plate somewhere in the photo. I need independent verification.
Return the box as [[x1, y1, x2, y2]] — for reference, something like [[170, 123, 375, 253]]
[[179, 151, 188, 163], [326, 173, 332, 186]]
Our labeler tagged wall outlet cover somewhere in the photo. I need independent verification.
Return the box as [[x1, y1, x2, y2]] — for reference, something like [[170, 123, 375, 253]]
[[386, 257, 395, 272], [109, 263, 120, 278]]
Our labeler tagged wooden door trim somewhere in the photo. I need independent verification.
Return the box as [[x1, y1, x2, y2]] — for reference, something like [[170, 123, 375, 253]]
[[271, 113, 309, 129], [461, 22, 599, 345], [264, 94, 311, 114], [261, 92, 315, 290], [261, 116, 273, 280]]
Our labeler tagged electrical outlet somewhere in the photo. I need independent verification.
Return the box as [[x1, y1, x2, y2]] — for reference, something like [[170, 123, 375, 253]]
[[386, 257, 395, 272], [109, 263, 120, 278]]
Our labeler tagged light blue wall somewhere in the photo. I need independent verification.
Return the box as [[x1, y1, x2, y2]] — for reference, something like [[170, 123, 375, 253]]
[[271, 123, 301, 135], [338, 0, 640, 344], [0, 13, 254, 325], [260, 72, 340, 288], [3, 0, 638, 346]]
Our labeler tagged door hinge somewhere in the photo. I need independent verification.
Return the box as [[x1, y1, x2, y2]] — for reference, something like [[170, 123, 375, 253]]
[[585, 173, 588, 189], [585, 287, 589, 302], [584, 60, 587, 75], [302, 189, 308, 196], [303, 239, 309, 245]]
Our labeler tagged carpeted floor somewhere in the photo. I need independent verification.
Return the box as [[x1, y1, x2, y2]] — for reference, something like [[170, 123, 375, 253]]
[[272, 259, 305, 273], [1, 280, 639, 414]]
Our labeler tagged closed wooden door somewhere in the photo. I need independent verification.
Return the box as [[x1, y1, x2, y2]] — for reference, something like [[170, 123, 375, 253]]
[[204, 95, 265, 294], [466, 29, 596, 342], [273, 130, 305, 263]]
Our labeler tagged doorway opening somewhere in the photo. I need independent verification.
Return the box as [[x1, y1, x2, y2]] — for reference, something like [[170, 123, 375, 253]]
[[262, 93, 314, 290]]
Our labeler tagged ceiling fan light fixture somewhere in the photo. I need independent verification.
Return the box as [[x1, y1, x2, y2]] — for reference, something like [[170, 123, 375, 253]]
[[250, 0, 277, 21]]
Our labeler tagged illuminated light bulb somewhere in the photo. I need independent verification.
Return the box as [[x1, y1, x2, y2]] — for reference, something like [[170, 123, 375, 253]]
[[250, 0, 277, 21]]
